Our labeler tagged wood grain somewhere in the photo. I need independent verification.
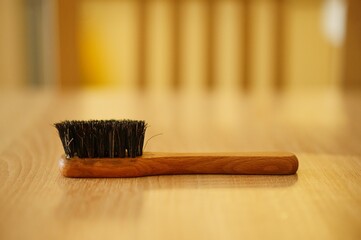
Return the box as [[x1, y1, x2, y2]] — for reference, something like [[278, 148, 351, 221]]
[[1, 89, 361, 240], [59, 152, 298, 177]]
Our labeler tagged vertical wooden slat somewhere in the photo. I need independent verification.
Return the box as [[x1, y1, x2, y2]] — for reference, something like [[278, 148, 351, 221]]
[[273, 0, 285, 90], [138, 0, 147, 89], [242, 0, 251, 90], [179, 1, 209, 91], [205, 0, 215, 90], [57, 0, 80, 88], [172, 0, 181, 89], [213, 0, 242, 92], [343, 0, 361, 88], [0, 0, 26, 88], [25, 0, 42, 86]]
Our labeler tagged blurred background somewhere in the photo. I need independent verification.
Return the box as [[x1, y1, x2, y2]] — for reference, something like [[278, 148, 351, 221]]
[[0, 0, 360, 92]]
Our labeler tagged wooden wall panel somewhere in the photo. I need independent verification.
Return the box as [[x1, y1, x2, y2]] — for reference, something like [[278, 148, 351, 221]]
[[55, 0, 344, 90], [343, 0, 361, 88], [57, 0, 80, 88]]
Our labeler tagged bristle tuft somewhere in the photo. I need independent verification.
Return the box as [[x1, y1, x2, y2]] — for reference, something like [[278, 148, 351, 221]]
[[54, 120, 147, 158]]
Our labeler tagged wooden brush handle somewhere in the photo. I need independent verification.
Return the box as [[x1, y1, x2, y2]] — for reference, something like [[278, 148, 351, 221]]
[[59, 152, 298, 177]]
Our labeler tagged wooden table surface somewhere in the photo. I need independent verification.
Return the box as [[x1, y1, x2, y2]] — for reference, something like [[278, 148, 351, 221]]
[[0, 88, 360, 240]]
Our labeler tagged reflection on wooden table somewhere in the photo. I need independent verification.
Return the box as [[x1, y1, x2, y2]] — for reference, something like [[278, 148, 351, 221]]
[[0, 88, 360, 240]]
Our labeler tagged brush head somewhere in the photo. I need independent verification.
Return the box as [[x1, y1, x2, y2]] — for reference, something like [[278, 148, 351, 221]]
[[54, 120, 147, 158]]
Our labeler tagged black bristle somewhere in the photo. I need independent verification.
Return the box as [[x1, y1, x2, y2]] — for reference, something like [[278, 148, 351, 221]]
[[54, 120, 147, 158]]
